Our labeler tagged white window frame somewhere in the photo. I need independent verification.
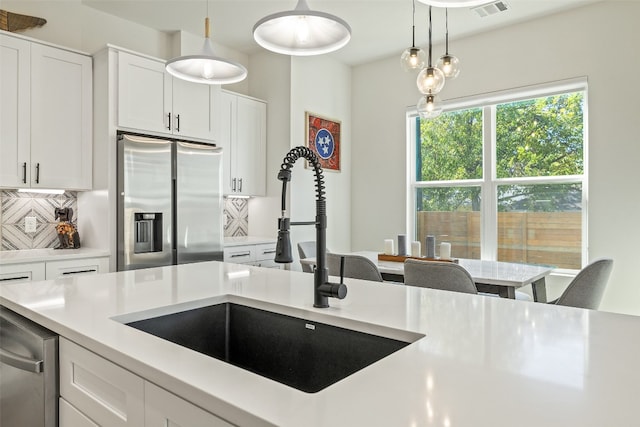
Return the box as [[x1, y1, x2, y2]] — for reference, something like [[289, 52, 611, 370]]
[[407, 77, 589, 272]]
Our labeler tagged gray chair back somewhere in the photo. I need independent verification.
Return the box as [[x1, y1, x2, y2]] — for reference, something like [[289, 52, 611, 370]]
[[555, 258, 613, 310], [326, 253, 383, 282], [297, 241, 316, 273], [404, 259, 477, 294]]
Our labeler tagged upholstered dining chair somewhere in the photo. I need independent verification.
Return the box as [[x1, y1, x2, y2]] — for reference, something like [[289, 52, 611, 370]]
[[403, 259, 532, 301], [326, 253, 384, 282], [297, 241, 317, 273], [404, 259, 477, 294], [551, 258, 613, 310]]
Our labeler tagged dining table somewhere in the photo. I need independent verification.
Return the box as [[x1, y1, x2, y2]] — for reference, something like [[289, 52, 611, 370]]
[[300, 251, 554, 303]]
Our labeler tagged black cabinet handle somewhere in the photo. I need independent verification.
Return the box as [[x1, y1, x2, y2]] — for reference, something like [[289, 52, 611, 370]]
[[175, 114, 180, 132], [0, 276, 30, 282], [238, 178, 243, 192], [167, 112, 172, 130], [232, 178, 237, 192], [22, 162, 27, 184], [35, 163, 40, 184], [62, 269, 97, 275]]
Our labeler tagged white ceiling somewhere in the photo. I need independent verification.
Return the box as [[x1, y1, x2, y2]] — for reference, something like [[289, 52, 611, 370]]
[[83, 0, 600, 66]]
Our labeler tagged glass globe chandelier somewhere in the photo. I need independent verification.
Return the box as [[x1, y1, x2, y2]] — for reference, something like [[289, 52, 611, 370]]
[[417, 94, 443, 119], [436, 8, 461, 79], [400, 0, 426, 72], [416, 6, 445, 95]]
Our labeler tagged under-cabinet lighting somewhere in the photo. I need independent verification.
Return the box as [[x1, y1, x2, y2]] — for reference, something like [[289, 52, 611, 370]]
[[18, 188, 65, 195], [226, 195, 251, 199]]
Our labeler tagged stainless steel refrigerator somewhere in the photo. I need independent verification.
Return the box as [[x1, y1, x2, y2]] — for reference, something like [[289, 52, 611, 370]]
[[117, 133, 224, 271]]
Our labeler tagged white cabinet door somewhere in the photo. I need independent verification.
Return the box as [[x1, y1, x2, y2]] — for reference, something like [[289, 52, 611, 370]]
[[0, 262, 46, 283], [118, 51, 172, 135], [217, 91, 266, 196], [30, 43, 92, 190], [60, 397, 99, 427], [60, 338, 145, 427], [217, 91, 236, 194], [172, 78, 217, 141], [235, 96, 266, 196], [0, 34, 30, 188], [145, 382, 234, 427], [118, 51, 217, 141]]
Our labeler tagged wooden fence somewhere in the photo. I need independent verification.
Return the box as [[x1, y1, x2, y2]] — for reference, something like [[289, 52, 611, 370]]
[[416, 211, 581, 269]]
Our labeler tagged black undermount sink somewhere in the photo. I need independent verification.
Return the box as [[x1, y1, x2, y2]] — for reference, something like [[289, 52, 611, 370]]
[[125, 302, 414, 393]]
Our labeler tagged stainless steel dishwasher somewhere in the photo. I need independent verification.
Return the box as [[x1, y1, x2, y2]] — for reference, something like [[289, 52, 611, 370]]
[[0, 306, 58, 427]]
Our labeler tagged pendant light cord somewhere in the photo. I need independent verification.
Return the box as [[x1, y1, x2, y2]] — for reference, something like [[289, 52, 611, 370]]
[[411, 0, 416, 48], [445, 8, 450, 55], [428, 6, 433, 67]]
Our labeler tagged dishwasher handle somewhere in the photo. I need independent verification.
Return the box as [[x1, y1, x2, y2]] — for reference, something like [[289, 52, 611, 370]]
[[0, 347, 43, 373]]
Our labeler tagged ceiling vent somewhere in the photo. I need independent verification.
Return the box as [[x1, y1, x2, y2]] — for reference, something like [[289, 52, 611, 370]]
[[472, 1, 509, 18]]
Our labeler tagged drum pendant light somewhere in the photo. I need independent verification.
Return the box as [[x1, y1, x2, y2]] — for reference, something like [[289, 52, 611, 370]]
[[166, 2, 247, 85], [253, 0, 351, 56], [417, 0, 493, 7]]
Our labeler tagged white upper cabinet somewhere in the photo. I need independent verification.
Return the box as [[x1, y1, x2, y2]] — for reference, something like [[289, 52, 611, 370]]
[[0, 33, 92, 190], [117, 51, 216, 141], [0, 34, 30, 188], [30, 43, 93, 189], [217, 90, 266, 196]]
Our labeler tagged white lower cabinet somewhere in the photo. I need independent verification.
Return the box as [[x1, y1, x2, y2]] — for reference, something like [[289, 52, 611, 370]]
[[145, 382, 233, 427], [45, 256, 109, 279], [60, 397, 99, 427], [59, 338, 145, 427], [0, 256, 109, 284], [59, 338, 236, 427], [223, 242, 282, 269], [0, 261, 45, 283]]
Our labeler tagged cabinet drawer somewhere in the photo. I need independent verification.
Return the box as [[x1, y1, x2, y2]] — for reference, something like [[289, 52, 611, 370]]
[[0, 262, 45, 282], [254, 243, 277, 261], [59, 338, 145, 427], [223, 246, 255, 264], [45, 257, 109, 279]]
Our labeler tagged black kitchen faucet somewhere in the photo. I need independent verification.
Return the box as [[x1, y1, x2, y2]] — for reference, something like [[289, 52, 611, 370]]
[[274, 146, 347, 308]]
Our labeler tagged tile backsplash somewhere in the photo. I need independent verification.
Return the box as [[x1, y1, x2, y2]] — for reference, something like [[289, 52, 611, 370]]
[[1, 191, 248, 250], [224, 197, 249, 237], [0, 190, 78, 250]]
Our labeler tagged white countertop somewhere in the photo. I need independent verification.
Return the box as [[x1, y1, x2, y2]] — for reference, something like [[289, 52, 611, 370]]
[[0, 248, 110, 265], [2, 261, 640, 426], [223, 236, 276, 247]]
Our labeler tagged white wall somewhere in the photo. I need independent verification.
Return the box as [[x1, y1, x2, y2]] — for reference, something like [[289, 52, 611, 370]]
[[246, 52, 292, 241], [2, 0, 171, 58], [288, 57, 352, 263], [351, 1, 640, 315]]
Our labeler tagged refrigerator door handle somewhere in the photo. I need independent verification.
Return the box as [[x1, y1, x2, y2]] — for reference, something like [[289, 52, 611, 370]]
[[0, 347, 43, 373]]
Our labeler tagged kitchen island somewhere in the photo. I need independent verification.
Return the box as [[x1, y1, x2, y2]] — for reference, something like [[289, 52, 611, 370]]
[[2, 260, 639, 426]]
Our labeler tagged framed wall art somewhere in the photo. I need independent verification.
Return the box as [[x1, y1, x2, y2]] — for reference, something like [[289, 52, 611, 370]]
[[306, 112, 341, 172]]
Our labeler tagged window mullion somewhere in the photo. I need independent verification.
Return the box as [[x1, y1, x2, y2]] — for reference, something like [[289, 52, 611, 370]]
[[482, 105, 498, 261]]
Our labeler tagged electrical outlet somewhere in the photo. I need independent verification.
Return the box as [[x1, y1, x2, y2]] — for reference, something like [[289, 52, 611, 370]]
[[25, 216, 37, 233]]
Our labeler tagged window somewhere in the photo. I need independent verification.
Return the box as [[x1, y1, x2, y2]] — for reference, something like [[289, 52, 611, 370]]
[[408, 80, 587, 270]]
